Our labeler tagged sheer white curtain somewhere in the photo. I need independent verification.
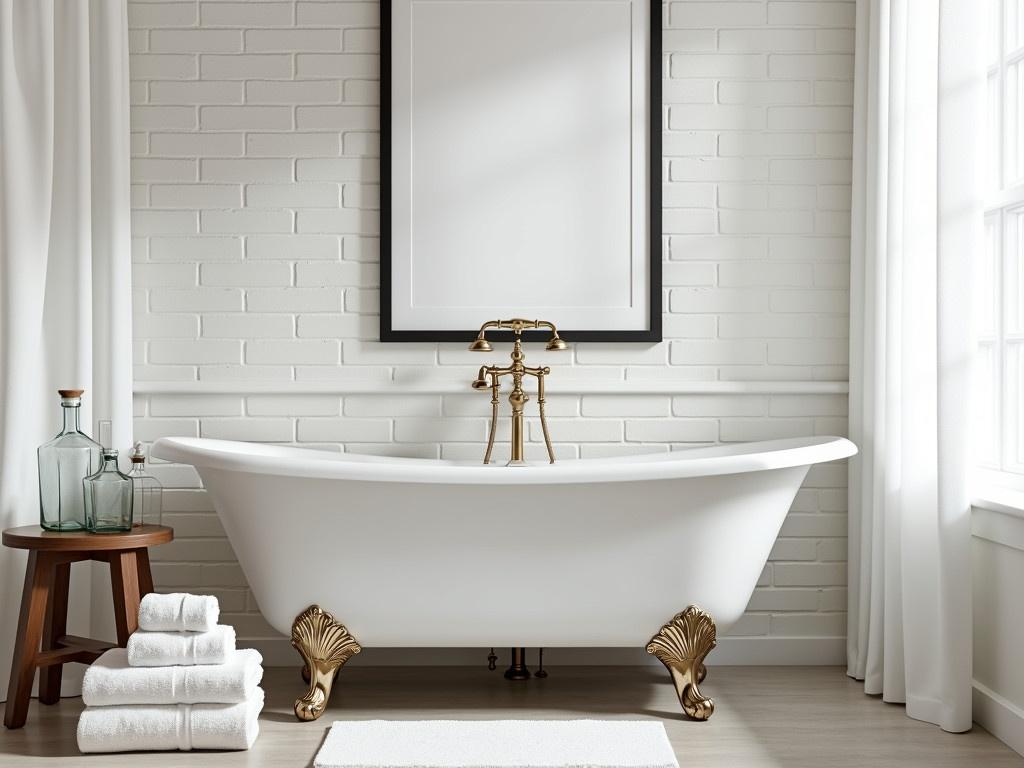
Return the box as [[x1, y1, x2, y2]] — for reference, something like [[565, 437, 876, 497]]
[[0, 0, 132, 699], [847, 0, 984, 733]]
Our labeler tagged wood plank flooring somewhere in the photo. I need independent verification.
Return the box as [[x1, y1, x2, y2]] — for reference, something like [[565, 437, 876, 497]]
[[1, 666, 1021, 767]]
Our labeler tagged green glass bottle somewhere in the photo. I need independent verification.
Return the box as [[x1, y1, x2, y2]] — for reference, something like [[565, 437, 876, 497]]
[[37, 389, 102, 531]]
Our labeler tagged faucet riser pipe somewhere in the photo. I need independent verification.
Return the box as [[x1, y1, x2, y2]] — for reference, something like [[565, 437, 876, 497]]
[[503, 647, 531, 680], [510, 411, 524, 464]]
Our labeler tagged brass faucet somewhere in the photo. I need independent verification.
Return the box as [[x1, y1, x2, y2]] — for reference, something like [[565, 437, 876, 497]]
[[468, 318, 568, 465]]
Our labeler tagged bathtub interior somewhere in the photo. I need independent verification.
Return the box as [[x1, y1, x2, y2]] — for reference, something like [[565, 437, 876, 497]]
[[152, 435, 856, 488], [157, 434, 845, 467]]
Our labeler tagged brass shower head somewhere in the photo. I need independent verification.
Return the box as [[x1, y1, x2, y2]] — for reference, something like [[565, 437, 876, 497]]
[[468, 336, 493, 352]]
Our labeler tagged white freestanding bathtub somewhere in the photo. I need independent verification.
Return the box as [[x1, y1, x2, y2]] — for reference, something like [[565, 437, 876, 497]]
[[153, 434, 854, 645], [153, 434, 855, 719]]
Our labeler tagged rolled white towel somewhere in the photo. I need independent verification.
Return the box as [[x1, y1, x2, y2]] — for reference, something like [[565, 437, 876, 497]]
[[77, 687, 264, 753], [128, 625, 236, 667], [83, 648, 263, 706], [138, 593, 219, 632]]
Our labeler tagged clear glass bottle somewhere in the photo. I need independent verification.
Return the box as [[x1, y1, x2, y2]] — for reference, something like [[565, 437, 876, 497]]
[[84, 449, 133, 533], [128, 442, 162, 527], [38, 389, 103, 531]]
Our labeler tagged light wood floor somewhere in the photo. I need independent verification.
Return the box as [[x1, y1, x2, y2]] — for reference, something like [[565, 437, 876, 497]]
[[1, 665, 1021, 767]]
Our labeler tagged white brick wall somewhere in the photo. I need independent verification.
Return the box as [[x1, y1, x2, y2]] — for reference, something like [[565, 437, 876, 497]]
[[129, 0, 854, 664]]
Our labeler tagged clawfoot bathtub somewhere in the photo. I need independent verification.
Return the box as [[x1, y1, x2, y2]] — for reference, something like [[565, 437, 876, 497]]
[[153, 435, 856, 721]]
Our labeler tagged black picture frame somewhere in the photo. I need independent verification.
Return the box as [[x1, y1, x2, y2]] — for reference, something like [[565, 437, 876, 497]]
[[379, 0, 661, 343]]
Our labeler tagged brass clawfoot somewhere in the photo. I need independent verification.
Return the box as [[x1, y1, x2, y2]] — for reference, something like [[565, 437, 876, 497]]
[[291, 605, 361, 721], [646, 606, 717, 720]]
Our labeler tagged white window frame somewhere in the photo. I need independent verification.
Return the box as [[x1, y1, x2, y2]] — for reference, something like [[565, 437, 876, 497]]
[[981, 0, 1024, 493]]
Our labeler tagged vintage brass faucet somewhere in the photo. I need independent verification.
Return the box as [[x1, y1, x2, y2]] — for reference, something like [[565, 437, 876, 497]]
[[468, 318, 568, 465]]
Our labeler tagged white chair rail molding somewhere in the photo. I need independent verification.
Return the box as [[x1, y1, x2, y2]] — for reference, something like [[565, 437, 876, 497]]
[[0, 0, 1022, 765]]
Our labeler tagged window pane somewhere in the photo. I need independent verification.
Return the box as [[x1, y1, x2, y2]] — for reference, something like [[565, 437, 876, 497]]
[[1009, 0, 1024, 51], [1010, 208, 1024, 333], [1007, 342, 1024, 471], [1006, 60, 1024, 182], [990, 72, 1001, 191], [991, 0, 1002, 66], [975, 343, 1000, 466], [980, 214, 999, 336]]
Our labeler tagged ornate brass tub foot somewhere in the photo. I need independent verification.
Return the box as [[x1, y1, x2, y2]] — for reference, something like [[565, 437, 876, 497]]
[[646, 606, 717, 720], [291, 605, 361, 721]]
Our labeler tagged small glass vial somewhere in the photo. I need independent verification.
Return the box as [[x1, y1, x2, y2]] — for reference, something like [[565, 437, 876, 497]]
[[84, 449, 133, 533], [128, 442, 162, 527], [38, 389, 102, 531]]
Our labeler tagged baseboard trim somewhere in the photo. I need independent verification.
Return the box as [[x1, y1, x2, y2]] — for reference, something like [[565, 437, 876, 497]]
[[709, 636, 846, 665], [251, 636, 846, 668], [973, 681, 1024, 757]]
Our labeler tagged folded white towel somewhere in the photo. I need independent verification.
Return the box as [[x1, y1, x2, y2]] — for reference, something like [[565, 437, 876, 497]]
[[127, 624, 236, 667], [138, 593, 219, 633], [77, 687, 264, 753], [83, 648, 263, 706]]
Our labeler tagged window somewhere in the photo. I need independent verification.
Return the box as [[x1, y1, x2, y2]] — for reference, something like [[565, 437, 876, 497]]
[[980, 0, 1024, 490]]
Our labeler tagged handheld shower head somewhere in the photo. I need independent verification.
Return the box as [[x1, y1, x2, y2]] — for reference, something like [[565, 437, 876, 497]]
[[471, 366, 491, 389]]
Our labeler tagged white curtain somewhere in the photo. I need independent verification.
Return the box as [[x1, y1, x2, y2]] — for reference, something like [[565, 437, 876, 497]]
[[0, 0, 132, 699], [847, 0, 984, 733]]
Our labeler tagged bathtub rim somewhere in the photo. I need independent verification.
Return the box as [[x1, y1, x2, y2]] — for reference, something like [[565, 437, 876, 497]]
[[152, 435, 856, 486]]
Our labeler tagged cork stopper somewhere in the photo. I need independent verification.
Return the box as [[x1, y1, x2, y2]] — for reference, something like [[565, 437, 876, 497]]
[[58, 389, 85, 406], [130, 441, 147, 464]]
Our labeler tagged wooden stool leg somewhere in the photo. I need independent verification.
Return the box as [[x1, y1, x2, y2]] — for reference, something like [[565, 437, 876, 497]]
[[4, 551, 54, 729], [38, 560, 71, 705], [109, 551, 141, 646], [135, 547, 155, 597]]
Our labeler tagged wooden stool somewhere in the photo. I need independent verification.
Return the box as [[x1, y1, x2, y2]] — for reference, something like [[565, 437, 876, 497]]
[[2, 525, 173, 729]]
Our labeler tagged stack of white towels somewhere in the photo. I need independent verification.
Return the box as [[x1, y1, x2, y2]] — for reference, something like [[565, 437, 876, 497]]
[[77, 593, 264, 754]]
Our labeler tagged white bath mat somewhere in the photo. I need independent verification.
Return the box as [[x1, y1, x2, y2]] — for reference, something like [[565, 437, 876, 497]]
[[314, 719, 678, 768]]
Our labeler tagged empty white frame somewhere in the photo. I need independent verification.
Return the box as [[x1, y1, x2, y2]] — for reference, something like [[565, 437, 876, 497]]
[[382, 0, 660, 341]]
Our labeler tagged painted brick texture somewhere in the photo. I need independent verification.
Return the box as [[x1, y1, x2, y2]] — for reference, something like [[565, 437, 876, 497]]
[[128, 0, 854, 663]]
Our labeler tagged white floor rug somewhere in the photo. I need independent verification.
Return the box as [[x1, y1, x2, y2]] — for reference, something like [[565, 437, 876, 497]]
[[314, 719, 679, 768]]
